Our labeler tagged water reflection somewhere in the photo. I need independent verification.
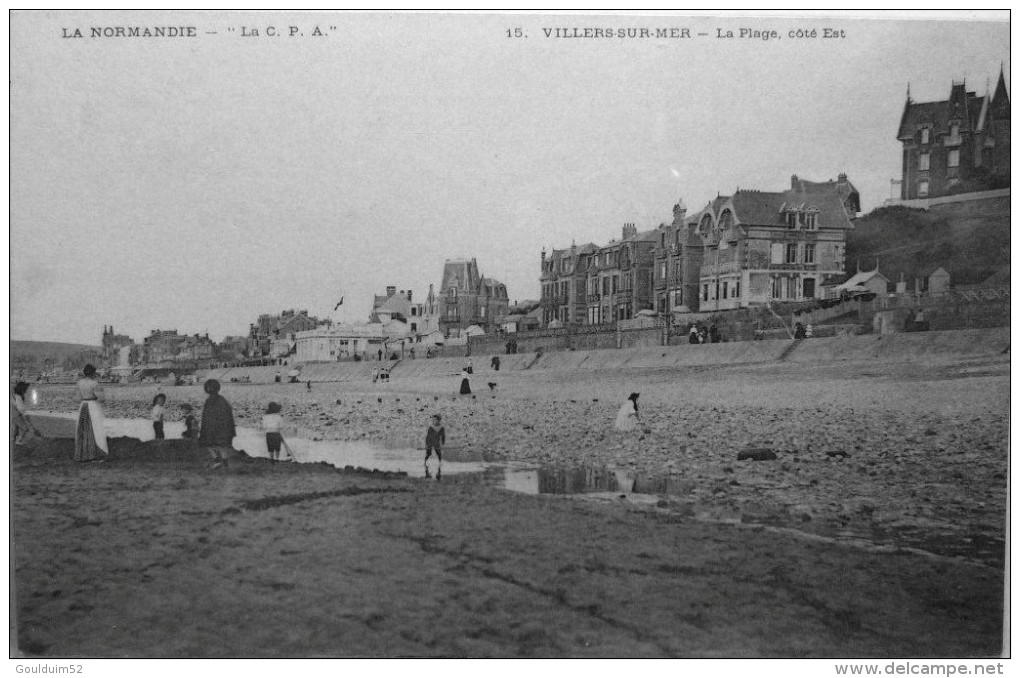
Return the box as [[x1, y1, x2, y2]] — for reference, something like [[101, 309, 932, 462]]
[[35, 413, 486, 479], [501, 464, 688, 496]]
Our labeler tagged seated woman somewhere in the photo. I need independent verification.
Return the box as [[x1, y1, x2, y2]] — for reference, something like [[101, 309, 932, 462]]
[[11, 381, 43, 445]]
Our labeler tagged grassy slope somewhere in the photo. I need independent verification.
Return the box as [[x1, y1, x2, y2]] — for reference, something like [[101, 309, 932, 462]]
[[11, 340, 102, 372], [846, 203, 1009, 287]]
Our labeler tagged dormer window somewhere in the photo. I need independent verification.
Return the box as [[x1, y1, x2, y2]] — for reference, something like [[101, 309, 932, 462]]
[[946, 123, 962, 146], [804, 211, 818, 230], [786, 212, 799, 229]]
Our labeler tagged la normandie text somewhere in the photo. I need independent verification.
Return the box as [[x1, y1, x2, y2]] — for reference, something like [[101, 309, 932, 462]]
[[62, 26, 197, 39]]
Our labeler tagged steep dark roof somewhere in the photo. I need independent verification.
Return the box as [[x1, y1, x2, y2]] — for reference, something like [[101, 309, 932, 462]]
[[897, 88, 988, 139], [710, 195, 730, 215], [550, 243, 597, 258], [799, 177, 860, 208], [991, 68, 1011, 118], [731, 183, 853, 230]]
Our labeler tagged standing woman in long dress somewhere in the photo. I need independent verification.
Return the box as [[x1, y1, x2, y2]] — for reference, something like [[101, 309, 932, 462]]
[[75, 364, 108, 462]]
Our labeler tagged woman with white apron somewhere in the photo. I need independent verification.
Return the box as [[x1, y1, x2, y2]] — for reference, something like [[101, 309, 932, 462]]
[[74, 364, 108, 462]]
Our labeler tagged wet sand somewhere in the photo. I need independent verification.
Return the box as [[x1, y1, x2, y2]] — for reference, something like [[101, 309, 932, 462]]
[[12, 352, 1008, 657]]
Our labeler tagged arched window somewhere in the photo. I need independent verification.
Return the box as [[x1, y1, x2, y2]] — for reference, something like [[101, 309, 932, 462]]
[[718, 209, 733, 231], [700, 214, 713, 237]]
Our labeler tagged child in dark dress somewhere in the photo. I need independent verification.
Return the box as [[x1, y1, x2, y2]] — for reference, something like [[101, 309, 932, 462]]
[[180, 403, 199, 439], [425, 414, 445, 463]]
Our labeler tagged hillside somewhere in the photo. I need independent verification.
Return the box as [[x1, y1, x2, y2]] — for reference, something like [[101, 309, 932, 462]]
[[11, 340, 102, 373], [846, 200, 1010, 288]]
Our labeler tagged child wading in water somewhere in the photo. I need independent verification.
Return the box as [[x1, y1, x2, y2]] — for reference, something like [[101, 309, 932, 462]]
[[425, 414, 445, 465], [263, 402, 285, 463], [151, 394, 167, 440]]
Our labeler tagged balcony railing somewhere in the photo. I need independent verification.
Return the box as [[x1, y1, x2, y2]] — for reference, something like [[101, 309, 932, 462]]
[[769, 263, 818, 271]]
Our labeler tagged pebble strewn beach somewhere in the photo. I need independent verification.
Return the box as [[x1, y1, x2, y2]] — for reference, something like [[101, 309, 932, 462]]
[[32, 355, 1009, 564]]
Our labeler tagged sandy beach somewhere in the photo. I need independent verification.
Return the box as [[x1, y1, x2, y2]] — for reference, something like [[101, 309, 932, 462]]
[[12, 339, 1009, 657]]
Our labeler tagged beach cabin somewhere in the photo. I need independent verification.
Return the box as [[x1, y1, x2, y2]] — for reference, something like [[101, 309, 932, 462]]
[[828, 267, 890, 299]]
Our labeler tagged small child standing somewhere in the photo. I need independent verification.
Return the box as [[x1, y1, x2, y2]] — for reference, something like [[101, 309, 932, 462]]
[[263, 402, 284, 463], [180, 403, 199, 439], [151, 394, 167, 440], [425, 414, 445, 463]]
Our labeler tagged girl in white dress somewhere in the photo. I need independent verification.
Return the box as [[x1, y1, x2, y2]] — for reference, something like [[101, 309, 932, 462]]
[[614, 392, 640, 432]]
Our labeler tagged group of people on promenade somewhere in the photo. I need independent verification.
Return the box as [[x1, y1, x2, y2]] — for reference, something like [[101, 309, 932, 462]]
[[688, 323, 721, 344]]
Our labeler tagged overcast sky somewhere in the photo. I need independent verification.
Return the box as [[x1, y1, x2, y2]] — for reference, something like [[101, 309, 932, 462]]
[[10, 11, 1010, 345]]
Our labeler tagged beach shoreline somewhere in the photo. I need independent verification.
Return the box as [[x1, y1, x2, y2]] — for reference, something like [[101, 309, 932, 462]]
[[12, 353, 1009, 657]]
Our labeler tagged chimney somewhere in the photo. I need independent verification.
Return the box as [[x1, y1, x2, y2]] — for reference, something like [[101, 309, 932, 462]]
[[673, 200, 687, 221], [622, 223, 637, 240], [791, 174, 800, 190], [406, 290, 413, 302], [386, 285, 396, 297]]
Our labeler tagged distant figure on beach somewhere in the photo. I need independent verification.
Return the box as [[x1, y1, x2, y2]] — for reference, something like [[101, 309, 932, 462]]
[[689, 326, 699, 344], [710, 324, 720, 343], [794, 322, 806, 339], [491, 356, 500, 371], [380, 366, 390, 383], [465, 359, 473, 374], [614, 393, 640, 432], [805, 323, 814, 339], [459, 370, 472, 395], [372, 367, 379, 383], [263, 402, 285, 463], [74, 364, 108, 462], [151, 394, 167, 440], [199, 379, 236, 470], [11, 381, 43, 445], [425, 414, 445, 464], [378, 349, 383, 361], [180, 403, 199, 439], [410, 347, 415, 360], [275, 372, 282, 383], [306, 380, 312, 391]]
